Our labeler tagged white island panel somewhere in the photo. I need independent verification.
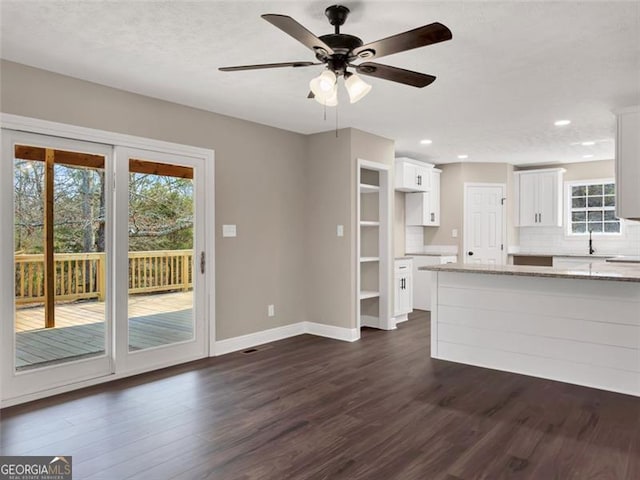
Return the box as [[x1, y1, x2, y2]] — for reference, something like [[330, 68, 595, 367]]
[[430, 270, 640, 396]]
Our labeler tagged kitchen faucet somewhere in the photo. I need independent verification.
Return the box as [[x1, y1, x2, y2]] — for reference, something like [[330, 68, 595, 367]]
[[589, 229, 595, 255]]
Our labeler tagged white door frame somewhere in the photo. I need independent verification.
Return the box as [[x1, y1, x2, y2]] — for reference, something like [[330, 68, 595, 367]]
[[0, 114, 215, 407], [463, 182, 507, 265]]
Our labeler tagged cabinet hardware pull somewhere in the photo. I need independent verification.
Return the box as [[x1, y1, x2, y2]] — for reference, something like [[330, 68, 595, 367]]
[[431, 212, 435, 222]]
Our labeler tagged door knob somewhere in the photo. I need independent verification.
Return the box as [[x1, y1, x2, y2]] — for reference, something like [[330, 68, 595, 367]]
[[468, 251, 474, 256]]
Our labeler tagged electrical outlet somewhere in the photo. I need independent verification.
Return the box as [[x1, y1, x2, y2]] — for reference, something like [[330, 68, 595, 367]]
[[452, 229, 458, 238], [337, 225, 344, 237], [268, 304, 275, 317]]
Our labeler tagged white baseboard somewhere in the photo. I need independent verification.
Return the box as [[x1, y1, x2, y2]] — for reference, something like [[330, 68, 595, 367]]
[[305, 322, 360, 342], [214, 321, 360, 356], [214, 322, 306, 355]]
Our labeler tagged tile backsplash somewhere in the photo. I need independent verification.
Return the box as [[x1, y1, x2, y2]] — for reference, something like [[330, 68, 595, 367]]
[[517, 221, 640, 256]]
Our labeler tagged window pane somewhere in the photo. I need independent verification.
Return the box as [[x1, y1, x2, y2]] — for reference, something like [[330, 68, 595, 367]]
[[588, 184, 603, 196], [588, 222, 603, 232], [588, 211, 603, 221], [572, 186, 586, 197], [572, 211, 586, 222], [572, 222, 586, 233], [604, 195, 615, 207], [604, 183, 615, 195], [14, 146, 107, 372], [604, 210, 617, 221], [572, 197, 586, 208], [604, 222, 620, 233], [128, 160, 195, 352], [587, 196, 603, 208]]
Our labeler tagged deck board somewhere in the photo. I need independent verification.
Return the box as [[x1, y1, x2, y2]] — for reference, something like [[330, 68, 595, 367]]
[[14, 292, 193, 370]]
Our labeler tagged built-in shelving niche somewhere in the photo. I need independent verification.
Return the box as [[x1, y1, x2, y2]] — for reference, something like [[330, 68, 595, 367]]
[[357, 161, 392, 331]]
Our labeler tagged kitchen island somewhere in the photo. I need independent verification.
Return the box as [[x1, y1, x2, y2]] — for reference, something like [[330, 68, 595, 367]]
[[419, 262, 640, 396]]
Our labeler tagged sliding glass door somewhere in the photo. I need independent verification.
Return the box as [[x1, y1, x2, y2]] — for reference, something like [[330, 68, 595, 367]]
[[1, 131, 113, 399], [114, 147, 206, 373], [1, 133, 209, 402]]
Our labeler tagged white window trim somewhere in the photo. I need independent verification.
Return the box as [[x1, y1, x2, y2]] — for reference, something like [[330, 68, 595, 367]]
[[564, 178, 623, 237]]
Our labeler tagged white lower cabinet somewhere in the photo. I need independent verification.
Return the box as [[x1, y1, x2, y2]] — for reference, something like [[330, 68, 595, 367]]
[[412, 255, 457, 310], [394, 258, 413, 323]]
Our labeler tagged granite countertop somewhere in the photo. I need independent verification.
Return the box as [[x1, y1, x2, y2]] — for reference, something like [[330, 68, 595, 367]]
[[606, 256, 640, 264], [418, 262, 640, 283], [510, 252, 619, 259]]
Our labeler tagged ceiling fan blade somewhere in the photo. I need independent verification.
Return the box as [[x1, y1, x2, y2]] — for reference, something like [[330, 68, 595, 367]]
[[355, 62, 436, 88], [219, 61, 319, 72], [262, 14, 334, 56], [353, 22, 452, 60]]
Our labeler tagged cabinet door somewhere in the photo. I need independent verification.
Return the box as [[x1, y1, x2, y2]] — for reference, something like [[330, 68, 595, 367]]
[[518, 173, 538, 226], [394, 273, 412, 315], [401, 274, 413, 313], [537, 172, 560, 226], [405, 192, 431, 225], [415, 165, 431, 191], [395, 162, 420, 192], [616, 110, 640, 220], [431, 172, 440, 226]]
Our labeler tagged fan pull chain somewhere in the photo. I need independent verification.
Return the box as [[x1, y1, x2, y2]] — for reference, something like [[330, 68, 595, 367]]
[[335, 103, 339, 137]]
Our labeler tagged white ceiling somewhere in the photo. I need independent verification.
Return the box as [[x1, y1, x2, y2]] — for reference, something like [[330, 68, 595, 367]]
[[1, 1, 639, 165]]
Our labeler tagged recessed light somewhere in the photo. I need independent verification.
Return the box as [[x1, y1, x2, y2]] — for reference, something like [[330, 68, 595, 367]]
[[457, 155, 468, 159], [554, 120, 571, 126], [583, 154, 594, 158], [420, 139, 433, 145], [581, 141, 596, 146]]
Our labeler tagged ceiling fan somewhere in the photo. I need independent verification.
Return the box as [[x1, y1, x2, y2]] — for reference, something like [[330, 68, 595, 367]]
[[219, 5, 452, 106]]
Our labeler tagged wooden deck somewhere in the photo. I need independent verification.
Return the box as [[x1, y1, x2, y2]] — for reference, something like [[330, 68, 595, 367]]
[[15, 292, 193, 370]]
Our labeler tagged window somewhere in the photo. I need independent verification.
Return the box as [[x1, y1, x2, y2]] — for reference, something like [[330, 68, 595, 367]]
[[567, 179, 620, 235]]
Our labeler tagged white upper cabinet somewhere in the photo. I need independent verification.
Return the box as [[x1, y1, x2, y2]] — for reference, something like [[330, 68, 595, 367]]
[[514, 168, 565, 227], [405, 169, 441, 226], [615, 106, 640, 220], [395, 158, 433, 192]]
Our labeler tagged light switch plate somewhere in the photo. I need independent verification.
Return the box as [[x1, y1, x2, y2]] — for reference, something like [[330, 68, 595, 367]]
[[337, 225, 344, 237], [222, 224, 237, 237], [451, 229, 458, 238]]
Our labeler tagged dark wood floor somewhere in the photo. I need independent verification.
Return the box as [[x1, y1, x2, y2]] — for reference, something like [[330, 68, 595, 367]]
[[1, 311, 639, 479]]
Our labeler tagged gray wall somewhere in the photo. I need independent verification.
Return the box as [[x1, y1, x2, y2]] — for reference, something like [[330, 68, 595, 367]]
[[305, 128, 395, 329], [1, 60, 308, 340], [1, 60, 396, 339]]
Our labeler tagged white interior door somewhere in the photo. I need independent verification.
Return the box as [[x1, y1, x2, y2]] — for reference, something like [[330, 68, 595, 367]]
[[464, 184, 505, 265], [114, 147, 208, 373], [1, 131, 114, 400]]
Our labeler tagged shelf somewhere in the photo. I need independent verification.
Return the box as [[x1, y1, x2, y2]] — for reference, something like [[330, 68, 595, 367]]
[[360, 221, 380, 227], [360, 183, 380, 194], [360, 257, 380, 263], [359, 290, 380, 300]]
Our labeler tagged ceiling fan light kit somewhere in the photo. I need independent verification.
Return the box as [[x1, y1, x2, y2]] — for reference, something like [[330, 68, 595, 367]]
[[219, 4, 452, 107], [344, 73, 372, 104]]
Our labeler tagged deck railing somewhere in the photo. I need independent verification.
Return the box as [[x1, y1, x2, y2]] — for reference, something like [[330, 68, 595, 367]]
[[15, 249, 193, 305]]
